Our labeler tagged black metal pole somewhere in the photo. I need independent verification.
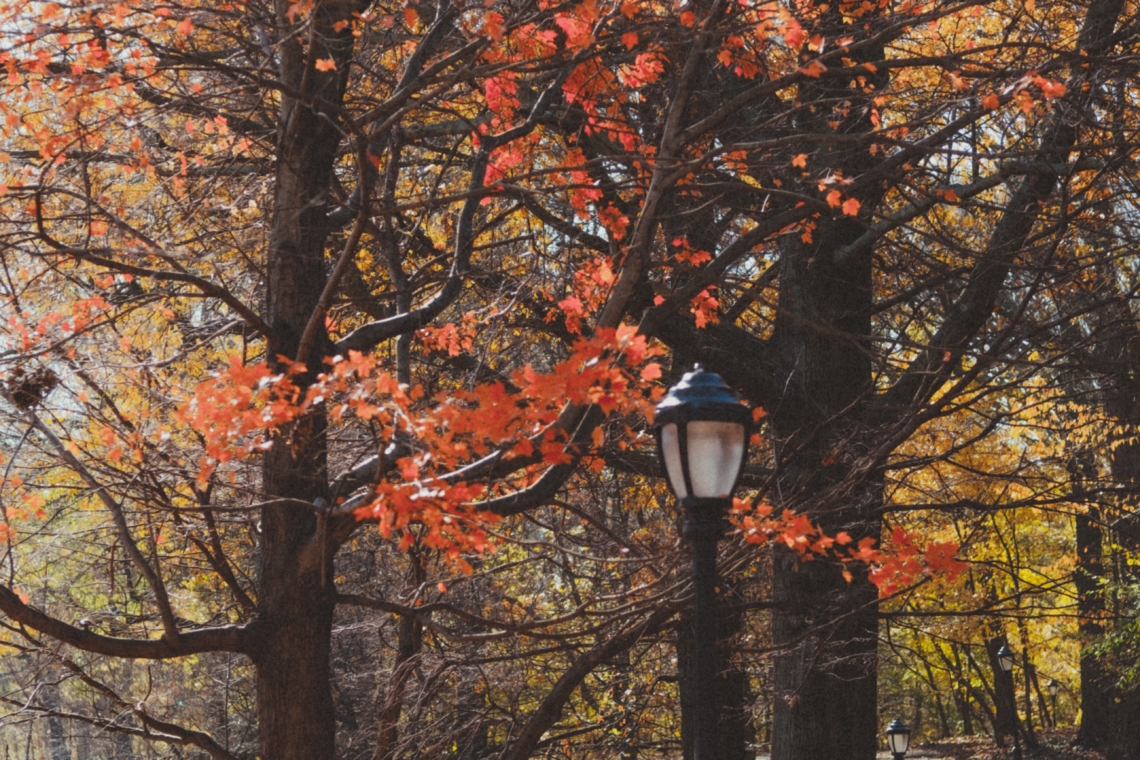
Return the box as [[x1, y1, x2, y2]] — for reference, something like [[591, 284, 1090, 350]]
[[1052, 694, 1058, 726], [1008, 669, 1023, 760], [685, 507, 724, 760]]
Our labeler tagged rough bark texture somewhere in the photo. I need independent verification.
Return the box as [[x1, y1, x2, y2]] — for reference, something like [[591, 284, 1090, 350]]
[[253, 2, 363, 758], [1078, 278, 1140, 752], [985, 637, 1022, 749], [1074, 507, 1109, 748], [765, 11, 887, 754]]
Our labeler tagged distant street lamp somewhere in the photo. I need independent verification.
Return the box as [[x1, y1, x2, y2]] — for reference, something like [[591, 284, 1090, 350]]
[[1048, 679, 1060, 726], [997, 644, 1015, 673], [886, 719, 911, 760], [654, 365, 750, 760], [996, 645, 1023, 760]]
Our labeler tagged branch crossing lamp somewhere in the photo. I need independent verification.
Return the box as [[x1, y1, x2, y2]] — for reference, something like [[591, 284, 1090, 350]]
[[886, 719, 911, 759], [995, 645, 1023, 760], [654, 365, 750, 760]]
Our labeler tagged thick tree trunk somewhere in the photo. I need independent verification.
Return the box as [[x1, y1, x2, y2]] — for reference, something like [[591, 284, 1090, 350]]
[[253, 3, 362, 758], [254, 548, 337, 760], [768, 167, 883, 760], [770, 553, 879, 760], [764, 4, 889, 754]]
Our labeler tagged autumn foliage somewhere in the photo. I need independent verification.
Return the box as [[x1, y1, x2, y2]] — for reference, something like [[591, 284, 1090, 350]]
[[0, 0, 1137, 756]]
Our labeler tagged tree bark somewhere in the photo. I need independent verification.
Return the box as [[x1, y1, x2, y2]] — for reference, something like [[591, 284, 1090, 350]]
[[1075, 505, 1111, 747], [767, 150, 884, 760], [253, 2, 364, 758], [985, 637, 1021, 749]]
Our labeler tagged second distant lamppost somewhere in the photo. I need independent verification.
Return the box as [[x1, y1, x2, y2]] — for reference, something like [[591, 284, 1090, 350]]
[[997, 645, 1023, 760], [654, 366, 750, 760]]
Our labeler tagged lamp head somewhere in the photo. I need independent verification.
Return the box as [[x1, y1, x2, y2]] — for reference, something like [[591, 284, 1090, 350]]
[[654, 365, 750, 506], [885, 719, 911, 756], [997, 644, 1015, 673]]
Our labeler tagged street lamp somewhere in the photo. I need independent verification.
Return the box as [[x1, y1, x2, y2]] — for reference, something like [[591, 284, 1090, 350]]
[[1048, 679, 1060, 726], [997, 644, 1015, 673], [995, 645, 1022, 760], [654, 365, 750, 760], [886, 719, 911, 759]]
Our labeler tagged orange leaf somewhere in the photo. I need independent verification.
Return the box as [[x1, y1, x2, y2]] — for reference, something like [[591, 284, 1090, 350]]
[[982, 93, 999, 110], [640, 362, 662, 381], [315, 58, 336, 72], [622, 31, 638, 49], [791, 153, 808, 168], [826, 189, 842, 208], [482, 10, 504, 41], [798, 61, 826, 78], [176, 17, 194, 35], [841, 197, 861, 216]]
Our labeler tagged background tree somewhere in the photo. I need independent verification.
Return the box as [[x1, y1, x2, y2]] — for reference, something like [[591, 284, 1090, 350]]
[[0, 0, 1138, 759]]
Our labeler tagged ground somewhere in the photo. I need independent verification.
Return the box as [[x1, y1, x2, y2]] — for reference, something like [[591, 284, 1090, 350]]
[[880, 729, 1106, 760]]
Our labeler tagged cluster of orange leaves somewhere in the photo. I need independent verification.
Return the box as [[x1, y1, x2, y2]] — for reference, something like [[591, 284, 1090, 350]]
[[550, 256, 617, 334], [176, 326, 664, 568], [734, 501, 967, 595]]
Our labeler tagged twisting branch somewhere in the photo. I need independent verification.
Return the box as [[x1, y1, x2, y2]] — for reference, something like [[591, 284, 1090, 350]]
[[0, 584, 249, 658]]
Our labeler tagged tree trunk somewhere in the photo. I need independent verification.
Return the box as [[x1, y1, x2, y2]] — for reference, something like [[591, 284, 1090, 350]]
[[253, 2, 362, 758], [923, 661, 952, 738], [768, 193, 883, 760], [1075, 506, 1111, 748], [985, 637, 1021, 749], [764, 4, 890, 755], [39, 677, 70, 760], [770, 557, 879, 760]]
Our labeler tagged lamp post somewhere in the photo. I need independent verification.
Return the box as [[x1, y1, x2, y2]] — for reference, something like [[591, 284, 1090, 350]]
[[886, 719, 911, 760], [1047, 679, 1060, 726], [996, 645, 1023, 760], [654, 365, 750, 760]]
